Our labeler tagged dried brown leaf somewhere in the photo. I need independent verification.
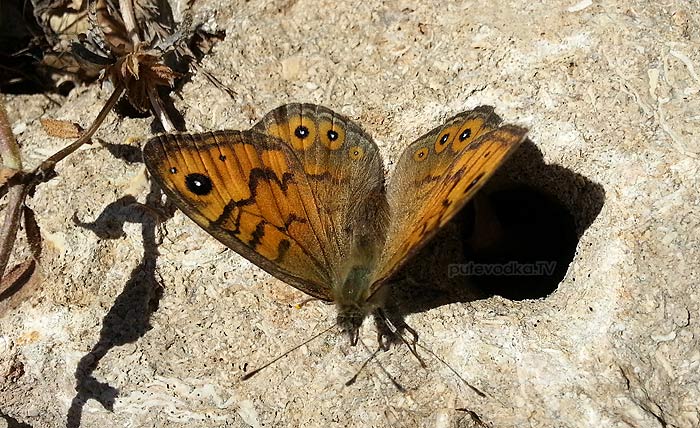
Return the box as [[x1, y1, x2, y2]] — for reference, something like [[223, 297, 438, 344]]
[[96, 0, 131, 55], [40, 118, 84, 139], [106, 46, 180, 111], [0, 259, 39, 314]]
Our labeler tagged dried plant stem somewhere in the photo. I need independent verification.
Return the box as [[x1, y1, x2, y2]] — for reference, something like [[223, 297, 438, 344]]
[[0, 101, 26, 279], [119, 0, 142, 45], [0, 102, 22, 170], [147, 86, 175, 132], [0, 184, 28, 280], [32, 84, 125, 178]]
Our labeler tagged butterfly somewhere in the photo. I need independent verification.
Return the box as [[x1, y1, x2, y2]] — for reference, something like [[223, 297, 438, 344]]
[[142, 103, 527, 344]]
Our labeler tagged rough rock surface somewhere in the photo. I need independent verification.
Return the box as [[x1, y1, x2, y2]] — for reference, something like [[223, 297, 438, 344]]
[[1, 1, 698, 427]]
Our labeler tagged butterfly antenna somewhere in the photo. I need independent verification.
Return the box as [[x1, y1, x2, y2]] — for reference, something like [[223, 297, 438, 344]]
[[414, 341, 486, 397], [346, 337, 405, 392], [374, 310, 485, 396], [377, 309, 427, 368], [241, 322, 337, 381], [344, 342, 380, 387]]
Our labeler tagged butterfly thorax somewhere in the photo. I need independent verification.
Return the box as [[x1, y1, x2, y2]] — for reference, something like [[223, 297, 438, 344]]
[[334, 264, 385, 345]]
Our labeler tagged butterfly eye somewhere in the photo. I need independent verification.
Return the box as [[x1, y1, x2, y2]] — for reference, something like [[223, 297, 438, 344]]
[[349, 146, 364, 160], [185, 173, 213, 196], [413, 147, 429, 162]]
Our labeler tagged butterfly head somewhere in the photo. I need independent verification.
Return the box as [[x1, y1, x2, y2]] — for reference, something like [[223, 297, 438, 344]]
[[336, 308, 364, 346], [334, 265, 387, 345]]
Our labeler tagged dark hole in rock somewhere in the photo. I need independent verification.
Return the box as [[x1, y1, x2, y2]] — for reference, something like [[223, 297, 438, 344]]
[[461, 186, 577, 300]]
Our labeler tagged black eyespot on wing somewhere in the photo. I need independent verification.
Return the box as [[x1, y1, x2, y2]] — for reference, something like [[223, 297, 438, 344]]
[[169, 167, 177, 174], [459, 129, 471, 141], [440, 134, 449, 144], [185, 173, 213, 196], [413, 147, 429, 161], [349, 146, 365, 160], [295, 125, 310, 139], [327, 130, 339, 141], [219, 154, 227, 161]]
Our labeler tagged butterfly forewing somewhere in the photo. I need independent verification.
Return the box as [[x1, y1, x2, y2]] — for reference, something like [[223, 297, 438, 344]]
[[371, 109, 528, 288], [144, 130, 340, 300]]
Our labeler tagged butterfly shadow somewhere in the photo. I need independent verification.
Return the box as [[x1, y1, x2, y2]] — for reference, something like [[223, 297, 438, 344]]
[[381, 139, 606, 335], [65, 180, 175, 428]]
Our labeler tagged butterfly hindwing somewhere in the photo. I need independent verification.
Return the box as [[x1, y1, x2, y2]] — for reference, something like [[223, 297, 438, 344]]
[[252, 104, 389, 283]]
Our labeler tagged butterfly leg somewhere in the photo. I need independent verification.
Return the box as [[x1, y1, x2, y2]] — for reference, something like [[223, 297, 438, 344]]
[[375, 308, 426, 368], [400, 321, 420, 348], [372, 308, 397, 350]]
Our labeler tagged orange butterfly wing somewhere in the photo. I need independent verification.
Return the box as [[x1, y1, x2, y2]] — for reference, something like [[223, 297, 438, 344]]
[[143, 130, 341, 299], [252, 104, 389, 283], [371, 107, 528, 288], [143, 104, 388, 301]]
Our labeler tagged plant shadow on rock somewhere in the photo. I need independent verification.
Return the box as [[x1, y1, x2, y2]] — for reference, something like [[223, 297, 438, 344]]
[[385, 139, 606, 321], [66, 180, 174, 428], [0, 409, 33, 428]]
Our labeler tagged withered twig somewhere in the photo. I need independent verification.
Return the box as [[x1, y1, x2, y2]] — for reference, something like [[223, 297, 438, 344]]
[[0, 83, 124, 281], [0, 102, 22, 171], [147, 86, 175, 132], [119, 0, 142, 46], [0, 186, 30, 281], [0, 101, 27, 280], [31, 83, 125, 179]]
